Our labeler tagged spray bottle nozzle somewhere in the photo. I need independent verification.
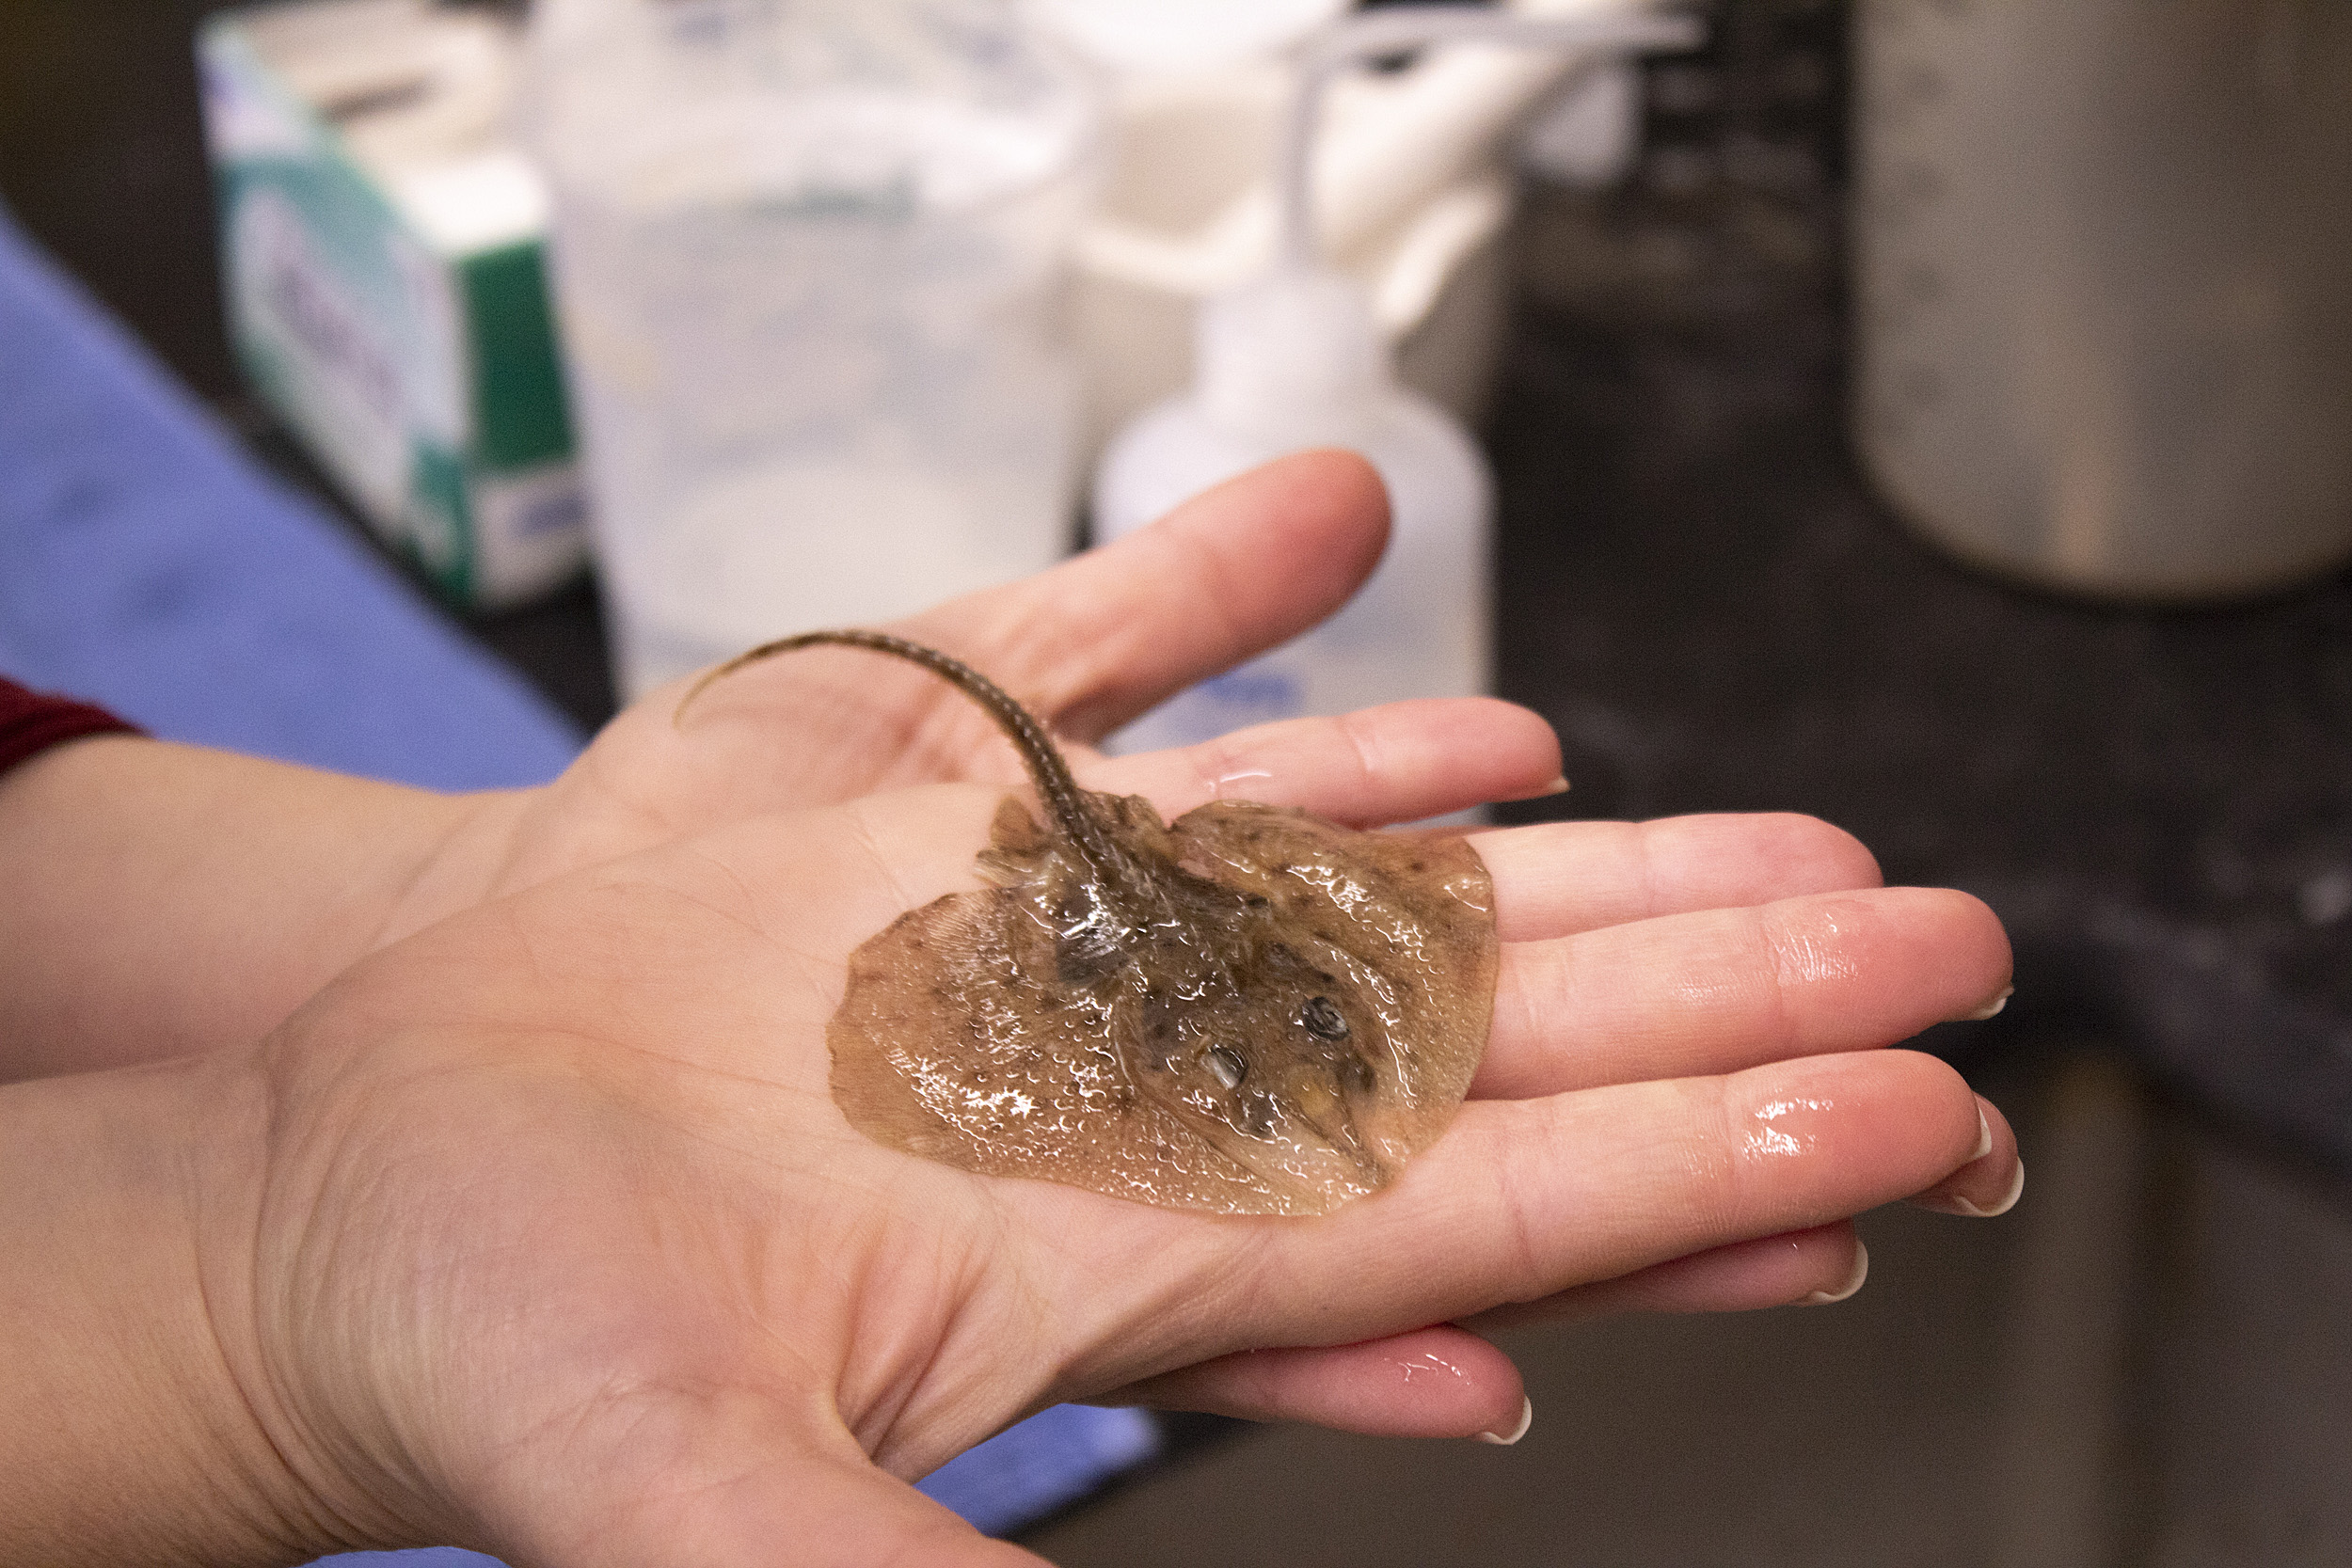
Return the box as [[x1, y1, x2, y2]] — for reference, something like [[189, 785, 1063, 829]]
[[1196, 5, 1703, 435], [1273, 5, 1707, 275]]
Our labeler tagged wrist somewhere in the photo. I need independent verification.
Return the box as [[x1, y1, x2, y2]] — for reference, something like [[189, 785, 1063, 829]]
[[0, 737, 513, 1078], [0, 1052, 355, 1566]]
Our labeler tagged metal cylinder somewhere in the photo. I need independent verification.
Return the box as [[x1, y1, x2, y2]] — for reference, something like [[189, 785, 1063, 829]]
[[1852, 1, 2352, 600]]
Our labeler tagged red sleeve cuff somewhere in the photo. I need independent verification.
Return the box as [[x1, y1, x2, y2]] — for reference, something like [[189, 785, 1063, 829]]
[[0, 677, 143, 778]]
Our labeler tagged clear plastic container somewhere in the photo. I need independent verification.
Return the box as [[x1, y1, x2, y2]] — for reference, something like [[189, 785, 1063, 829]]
[[521, 0, 1100, 696], [1091, 269, 1492, 752]]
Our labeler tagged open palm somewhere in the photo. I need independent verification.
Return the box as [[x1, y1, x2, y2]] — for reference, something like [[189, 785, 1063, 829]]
[[218, 736, 2016, 1565]]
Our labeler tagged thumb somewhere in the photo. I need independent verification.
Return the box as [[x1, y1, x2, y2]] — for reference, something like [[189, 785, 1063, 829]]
[[916, 448, 1392, 743]]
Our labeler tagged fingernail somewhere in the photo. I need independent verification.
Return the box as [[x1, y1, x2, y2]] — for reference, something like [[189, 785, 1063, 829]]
[[1970, 1104, 1994, 1162], [1506, 776, 1570, 801], [1944, 1156, 2026, 1218], [1475, 1395, 1534, 1446], [1953, 984, 2013, 1022], [1803, 1239, 1870, 1306]]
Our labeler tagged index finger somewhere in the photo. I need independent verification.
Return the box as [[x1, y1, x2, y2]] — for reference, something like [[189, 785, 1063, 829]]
[[903, 450, 1391, 742]]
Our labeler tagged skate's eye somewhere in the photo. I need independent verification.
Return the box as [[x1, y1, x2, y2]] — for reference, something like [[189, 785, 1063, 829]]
[[1205, 1045, 1248, 1089], [1298, 995, 1349, 1040]]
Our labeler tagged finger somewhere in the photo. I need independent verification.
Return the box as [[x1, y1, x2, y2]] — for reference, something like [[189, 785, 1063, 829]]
[[1110, 1324, 1528, 1442], [1240, 1048, 1985, 1347], [1471, 813, 1883, 943], [1907, 1094, 2025, 1217], [1476, 886, 2013, 1099], [1461, 1223, 1867, 1333], [1089, 697, 1563, 828], [908, 450, 1392, 741]]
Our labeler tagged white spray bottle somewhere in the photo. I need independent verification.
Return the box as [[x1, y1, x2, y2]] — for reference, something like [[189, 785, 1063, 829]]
[[1090, 6, 1697, 756]]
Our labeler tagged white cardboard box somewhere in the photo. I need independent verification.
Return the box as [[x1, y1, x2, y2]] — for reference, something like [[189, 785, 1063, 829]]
[[200, 0, 587, 608]]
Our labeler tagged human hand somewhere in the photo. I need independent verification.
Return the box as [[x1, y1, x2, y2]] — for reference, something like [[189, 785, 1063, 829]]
[[44, 747, 2017, 1565]]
